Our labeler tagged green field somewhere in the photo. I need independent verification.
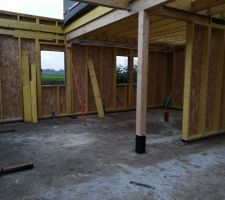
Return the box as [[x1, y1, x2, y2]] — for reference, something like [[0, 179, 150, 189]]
[[42, 74, 65, 85]]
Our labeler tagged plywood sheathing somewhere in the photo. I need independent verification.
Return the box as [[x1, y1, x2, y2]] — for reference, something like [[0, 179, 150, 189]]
[[0, 36, 22, 120], [172, 47, 185, 109]]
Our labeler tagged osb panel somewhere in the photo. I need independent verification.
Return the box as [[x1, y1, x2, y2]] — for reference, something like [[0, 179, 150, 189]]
[[117, 48, 129, 56], [206, 29, 222, 132], [102, 47, 115, 110], [72, 44, 86, 114], [59, 86, 66, 114], [148, 53, 157, 107], [0, 35, 22, 120], [42, 87, 57, 116], [116, 85, 128, 109], [189, 25, 205, 136], [220, 60, 225, 130], [173, 48, 185, 109], [166, 52, 174, 97], [21, 39, 35, 65], [87, 46, 101, 112], [132, 85, 137, 108], [155, 53, 168, 106]]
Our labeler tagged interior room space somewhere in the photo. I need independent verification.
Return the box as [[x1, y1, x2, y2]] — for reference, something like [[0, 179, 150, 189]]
[[1, 0, 225, 199]]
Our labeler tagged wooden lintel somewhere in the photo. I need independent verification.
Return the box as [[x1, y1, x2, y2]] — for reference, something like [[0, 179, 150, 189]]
[[75, 0, 129, 10]]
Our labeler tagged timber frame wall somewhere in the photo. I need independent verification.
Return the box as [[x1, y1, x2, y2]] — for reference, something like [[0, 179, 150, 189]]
[[183, 22, 225, 141], [0, 10, 185, 122]]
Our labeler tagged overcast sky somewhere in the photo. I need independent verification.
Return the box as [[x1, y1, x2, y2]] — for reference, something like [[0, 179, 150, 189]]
[[0, 0, 63, 19], [41, 51, 65, 71]]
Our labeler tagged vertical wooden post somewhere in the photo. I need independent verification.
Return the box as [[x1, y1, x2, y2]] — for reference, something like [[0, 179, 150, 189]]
[[30, 63, 38, 123], [213, 29, 225, 130], [182, 22, 194, 141], [35, 39, 42, 117], [198, 26, 211, 135], [0, 77, 3, 120], [66, 43, 72, 115], [113, 48, 117, 109], [128, 51, 133, 109], [85, 46, 89, 113], [22, 49, 32, 123], [136, 10, 149, 154]]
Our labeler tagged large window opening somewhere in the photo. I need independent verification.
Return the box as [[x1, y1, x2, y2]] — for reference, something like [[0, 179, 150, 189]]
[[116, 56, 129, 84], [41, 51, 65, 85]]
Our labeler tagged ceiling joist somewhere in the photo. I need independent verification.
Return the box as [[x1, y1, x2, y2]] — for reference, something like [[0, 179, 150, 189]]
[[192, 0, 225, 12]]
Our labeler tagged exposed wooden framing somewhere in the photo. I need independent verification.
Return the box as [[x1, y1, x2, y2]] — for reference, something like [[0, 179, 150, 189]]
[[198, 26, 211, 136], [30, 63, 38, 123], [136, 10, 149, 137], [21, 49, 32, 123], [0, 28, 64, 41], [0, 18, 63, 34], [182, 22, 194, 141], [213, 29, 225, 130], [113, 48, 117, 109], [66, 0, 173, 40], [65, 7, 113, 33], [156, 6, 210, 25], [66, 43, 72, 115], [0, 77, 3, 120], [192, 0, 225, 12], [35, 39, 42, 117], [85, 46, 89, 112], [57, 86, 60, 114], [128, 51, 133, 108], [87, 58, 105, 118], [75, 0, 129, 9]]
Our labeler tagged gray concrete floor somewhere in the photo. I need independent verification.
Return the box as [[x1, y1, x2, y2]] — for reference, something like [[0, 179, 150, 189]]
[[0, 109, 225, 200]]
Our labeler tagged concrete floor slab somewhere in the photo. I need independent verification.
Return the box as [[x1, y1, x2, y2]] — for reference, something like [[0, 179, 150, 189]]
[[0, 109, 225, 200]]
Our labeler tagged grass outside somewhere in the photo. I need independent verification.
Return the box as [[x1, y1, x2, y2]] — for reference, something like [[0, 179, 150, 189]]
[[42, 74, 65, 85]]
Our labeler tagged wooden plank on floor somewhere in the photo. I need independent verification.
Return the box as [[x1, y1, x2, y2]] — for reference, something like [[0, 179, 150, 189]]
[[87, 58, 105, 119]]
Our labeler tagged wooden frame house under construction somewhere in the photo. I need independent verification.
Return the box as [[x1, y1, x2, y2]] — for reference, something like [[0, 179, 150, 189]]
[[1, 0, 225, 153]]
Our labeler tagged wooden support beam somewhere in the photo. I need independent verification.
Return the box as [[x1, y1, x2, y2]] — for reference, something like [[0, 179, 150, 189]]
[[135, 10, 149, 154], [0, 18, 63, 34], [155, 6, 210, 25], [21, 49, 32, 123], [198, 26, 211, 136], [192, 0, 225, 12], [213, 29, 225, 130], [87, 58, 105, 119], [30, 63, 38, 123], [75, 0, 129, 10], [182, 22, 194, 141], [0, 77, 3, 120], [66, 44, 72, 115], [35, 40, 42, 118], [66, 0, 172, 40], [64, 7, 113, 33], [0, 28, 64, 41]]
